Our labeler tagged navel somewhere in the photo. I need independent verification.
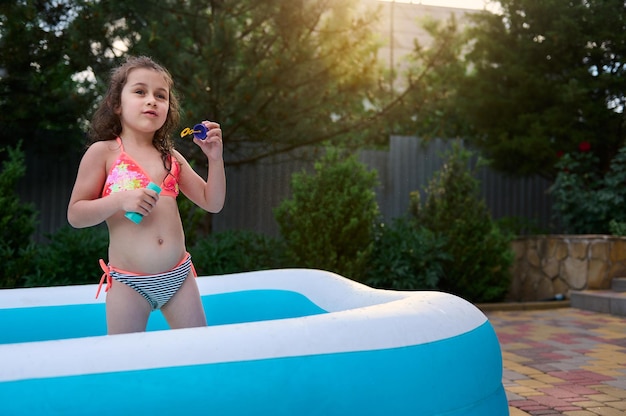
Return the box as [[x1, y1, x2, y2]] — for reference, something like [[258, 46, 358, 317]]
[[158, 238, 164, 245]]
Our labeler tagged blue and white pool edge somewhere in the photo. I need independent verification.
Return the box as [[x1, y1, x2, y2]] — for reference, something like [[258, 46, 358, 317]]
[[0, 269, 509, 415]]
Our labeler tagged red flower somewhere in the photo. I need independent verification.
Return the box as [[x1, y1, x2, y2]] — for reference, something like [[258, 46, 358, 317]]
[[579, 141, 591, 152], [556, 150, 564, 158]]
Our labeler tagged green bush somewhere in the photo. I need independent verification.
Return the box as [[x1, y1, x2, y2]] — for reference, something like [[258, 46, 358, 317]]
[[414, 143, 514, 303], [495, 216, 548, 236], [0, 142, 38, 288], [190, 230, 288, 276], [24, 225, 109, 287], [551, 142, 626, 234], [609, 219, 626, 237], [364, 218, 450, 290], [274, 147, 380, 281]]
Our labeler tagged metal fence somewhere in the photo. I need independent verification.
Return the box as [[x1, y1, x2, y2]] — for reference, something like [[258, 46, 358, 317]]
[[18, 136, 555, 242], [214, 136, 555, 236]]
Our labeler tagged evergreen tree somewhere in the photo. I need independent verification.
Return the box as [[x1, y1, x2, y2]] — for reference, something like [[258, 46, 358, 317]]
[[454, 0, 626, 179], [415, 143, 513, 302]]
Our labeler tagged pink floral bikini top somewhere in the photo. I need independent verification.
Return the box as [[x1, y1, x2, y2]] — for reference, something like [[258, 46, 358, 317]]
[[102, 137, 180, 198]]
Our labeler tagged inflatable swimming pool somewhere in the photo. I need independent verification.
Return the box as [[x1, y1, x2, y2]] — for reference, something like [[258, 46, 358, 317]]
[[0, 269, 508, 415]]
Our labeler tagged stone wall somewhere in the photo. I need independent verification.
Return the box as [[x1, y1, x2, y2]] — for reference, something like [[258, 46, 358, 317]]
[[508, 235, 626, 301]]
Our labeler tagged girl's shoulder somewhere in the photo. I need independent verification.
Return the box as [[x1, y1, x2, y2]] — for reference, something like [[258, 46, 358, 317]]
[[170, 147, 189, 164], [88, 138, 121, 150], [80, 139, 121, 163], [85, 139, 122, 155]]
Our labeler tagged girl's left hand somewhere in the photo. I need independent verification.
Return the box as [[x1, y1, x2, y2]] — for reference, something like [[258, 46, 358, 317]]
[[193, 120, 223, 161]]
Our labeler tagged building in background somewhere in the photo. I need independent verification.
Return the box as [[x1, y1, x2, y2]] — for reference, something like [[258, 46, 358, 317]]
[[366, 1, 476, 89]]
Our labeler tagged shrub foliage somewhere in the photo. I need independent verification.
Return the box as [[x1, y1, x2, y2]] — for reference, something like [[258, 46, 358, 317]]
[[190, 230, 288, 276], [274, 147, 379, 281], [413, 143, 514, 302], [0, 143, 38, 288], [24, 226, 109, 287], [365, 218, 449, 290], [551, 143, 626, 234]]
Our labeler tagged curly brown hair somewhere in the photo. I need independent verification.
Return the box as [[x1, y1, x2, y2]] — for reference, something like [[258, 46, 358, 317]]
[[88, 55, 181, 168]]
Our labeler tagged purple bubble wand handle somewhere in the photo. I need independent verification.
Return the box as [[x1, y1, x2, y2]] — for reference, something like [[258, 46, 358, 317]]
[[192, 123, 208, 140]]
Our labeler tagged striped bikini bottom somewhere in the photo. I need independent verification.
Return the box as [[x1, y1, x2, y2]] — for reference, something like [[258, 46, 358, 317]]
[[97, 253, 197, 310]]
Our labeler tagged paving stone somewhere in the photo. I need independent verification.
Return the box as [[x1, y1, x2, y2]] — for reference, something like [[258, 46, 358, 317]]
[[593, 385, 626, 399], [538, 387, 581, 399], [560, 385, 602, 395], [606, 401, 626, 410], [509, 407, 533, 416], [555, 407, 585, 412], [586, 394, 622, 403], [506, 392, 527, 401], [588, 407, 626, 416], [571, 401, 605, 408], [487, 307, 626, 415], [607, 379, 626, 390]]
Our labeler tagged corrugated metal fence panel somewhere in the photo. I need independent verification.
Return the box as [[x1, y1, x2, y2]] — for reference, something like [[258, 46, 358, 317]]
[[358, 148, 388, 219], [16, 137, 556, 242], [476, 168, 554, 230], [383, 136, 450, 219], [17, 151, 80, 242], [212, 150, 316, 236]]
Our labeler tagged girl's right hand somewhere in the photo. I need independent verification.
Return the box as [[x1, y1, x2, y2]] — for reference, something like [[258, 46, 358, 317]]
[[120, 187, 160, 216]]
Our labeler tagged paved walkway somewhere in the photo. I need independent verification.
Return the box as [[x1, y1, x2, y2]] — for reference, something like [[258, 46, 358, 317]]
[[485, 307, 626, 416]]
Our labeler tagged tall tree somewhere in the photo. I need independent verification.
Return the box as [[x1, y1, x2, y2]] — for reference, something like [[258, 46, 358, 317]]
[[0, 0, 93, 156], [453, 0, 626, 179], [2, 0, 468, 167], [61, 0, 390, 166]]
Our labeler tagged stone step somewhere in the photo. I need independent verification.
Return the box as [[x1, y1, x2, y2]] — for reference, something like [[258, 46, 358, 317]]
[[570, 290, 626, 317], [612, 277, 626, 292]]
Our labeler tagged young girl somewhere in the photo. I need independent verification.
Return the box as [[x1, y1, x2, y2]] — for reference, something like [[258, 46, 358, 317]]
[[67, 55, 226, 335]]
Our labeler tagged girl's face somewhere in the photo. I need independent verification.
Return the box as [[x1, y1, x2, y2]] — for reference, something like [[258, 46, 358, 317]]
[[116, 68, 170, 137]]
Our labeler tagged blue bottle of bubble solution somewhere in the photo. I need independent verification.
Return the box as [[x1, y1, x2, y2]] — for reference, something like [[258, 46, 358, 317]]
[[125, 182, 162, 224]]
